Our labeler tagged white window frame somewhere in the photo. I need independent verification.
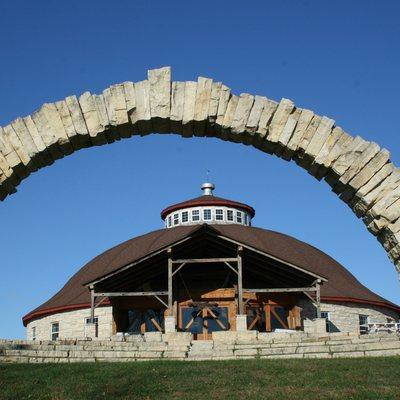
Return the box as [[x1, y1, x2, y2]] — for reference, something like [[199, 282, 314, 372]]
[[359, 314, 369, 335], [227, 209, 233, 222], [173, 213, 179, 225], [236, 211, 242, 223], [182, 211, 189, 223], [215, 209, 223, 221], [51, 322, 59, 341], [192, 209, 200, 222], [32, 326, 36, 341], [203, 208, 212, 221], [167, 215, 172, 227]]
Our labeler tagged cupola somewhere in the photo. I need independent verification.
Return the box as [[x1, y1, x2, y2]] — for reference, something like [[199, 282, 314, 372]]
[[161, 183, 255, 228]]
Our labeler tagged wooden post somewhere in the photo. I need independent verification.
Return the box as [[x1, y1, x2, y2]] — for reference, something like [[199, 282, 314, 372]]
[[167, 248, 173, 312], [316, 281, 321, 318], [90, 286, 95, 323], [237, 246, 244, 315]]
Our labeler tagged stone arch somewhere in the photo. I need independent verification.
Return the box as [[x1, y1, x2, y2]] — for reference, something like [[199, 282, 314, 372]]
[[0, 67, 399, 271]]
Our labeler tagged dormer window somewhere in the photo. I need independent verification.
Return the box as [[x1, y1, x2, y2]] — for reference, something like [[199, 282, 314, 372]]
[[204, 209, 212, 221]]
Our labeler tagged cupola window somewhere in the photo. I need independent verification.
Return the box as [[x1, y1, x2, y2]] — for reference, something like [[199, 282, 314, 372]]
[[216, 209, 223, 221], [227, 210, 233, 221], [192, 209, 200, 221], [173, 213, 179, 225], [204, 209, 212, 221], [236, 211, 242, 224], [182, 211, 189, 223]]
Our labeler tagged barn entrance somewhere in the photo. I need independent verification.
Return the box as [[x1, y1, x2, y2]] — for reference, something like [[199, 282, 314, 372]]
[[86, 225, 326, 338]]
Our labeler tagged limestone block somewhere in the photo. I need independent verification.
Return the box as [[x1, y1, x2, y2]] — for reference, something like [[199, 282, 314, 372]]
[[208, 81, 222, 126], [236, 315, 248, 332], [103, 84, 130, 138], [265, 98, 295, 152], [340, 149, 391, 203], [234, 348, 258, 357], [254, 99, 278, 147], [245, 95, 268, 140], [130, 80, 151, 135], [366, 196, 400, 234], [93, 94, 119, 143], [2, 125, 32, 177], [170, 81, 185, 134], [144, 332, 162, 342], [295, 115, 322, 158], [65, 95, 92, 148], [236, 330, 257, 342], [123, 81, 136, 113], [221, 94, 239, 141], [78, 92, 108, 146], [148, 66, 171, 133], [182, 81, 197, 137], [351, 163, 395, 216], [303, 116, 335, 167], [10, 118, 44, 170], [55, 100, 81, 150], [275, 108, 301, 155], [282, 108, 314, 160], [215, 84, 231, 129], [230, 93, 254, 140], [333, 142, 380, 194], [325, 136, 369, 188], [162, 332, 192, 344], [313, 129, 353, 179], [296, 345, 328, 354], [212, 331, 238, 343], [308, 126, 343, 179], [164, 316, 176, 333], [303, 319, 326, 335], [193, 76, 213, 137], [34, 103, 74, 156]]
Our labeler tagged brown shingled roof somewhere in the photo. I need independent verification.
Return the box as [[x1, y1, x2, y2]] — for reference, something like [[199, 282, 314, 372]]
[[23, 224, 400, 325]]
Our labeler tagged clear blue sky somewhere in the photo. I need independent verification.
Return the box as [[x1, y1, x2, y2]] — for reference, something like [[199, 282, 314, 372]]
[[0, 0, 399, 338]]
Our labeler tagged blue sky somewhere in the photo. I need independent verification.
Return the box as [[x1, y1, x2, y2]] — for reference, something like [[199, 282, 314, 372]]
[[0, 0, 399, 338]]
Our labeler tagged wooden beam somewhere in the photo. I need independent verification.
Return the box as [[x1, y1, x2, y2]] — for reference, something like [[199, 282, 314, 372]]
[[94, 291, 168, 297], [237, 246, 244, 314], [171, 262, 187, 277], [224, 261, 238, 275], [316, 282, 321, 318], [244, 287, 317, 293], [171, 257, 238, 264], [168, 248, 173, 311], [215, 234, 328, 282]]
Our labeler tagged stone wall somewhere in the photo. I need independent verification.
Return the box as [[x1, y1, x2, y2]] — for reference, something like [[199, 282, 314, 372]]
[[300, 300, 399, 334], [0, 67, 399, 272], [26, 306, 113, 340], [26, 301, 399, 340], [3, 331, 400, 363]]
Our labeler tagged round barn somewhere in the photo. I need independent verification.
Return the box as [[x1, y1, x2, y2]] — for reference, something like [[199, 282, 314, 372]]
[[23, 183, 400, 341]]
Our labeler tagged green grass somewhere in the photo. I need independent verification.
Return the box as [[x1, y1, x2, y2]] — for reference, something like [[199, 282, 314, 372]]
[[1, 357, 400, 400]]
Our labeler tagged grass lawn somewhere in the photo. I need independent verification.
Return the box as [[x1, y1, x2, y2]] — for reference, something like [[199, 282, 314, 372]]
[[1, 357, 400, 400]]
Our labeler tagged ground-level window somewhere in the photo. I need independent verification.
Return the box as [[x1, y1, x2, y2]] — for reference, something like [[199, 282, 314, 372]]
[[203, 209, 212, 221], [320, 311, 332, 333], [192, 209, 200, 221], [182, 211, 189, 223], [359, 314, 369, 334], [32, 326, 36, 341], [227, 209, 233, 221], [51, 322, 59, 341], [215, 209, 223, 221], [85, 317, 99, 338]]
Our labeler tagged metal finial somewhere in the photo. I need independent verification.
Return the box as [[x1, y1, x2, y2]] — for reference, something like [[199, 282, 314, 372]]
[[201, 182, 215, 196]]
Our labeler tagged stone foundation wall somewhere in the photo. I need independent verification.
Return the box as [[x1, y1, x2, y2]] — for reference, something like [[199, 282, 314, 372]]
[[3, 332, 400, 363], [300, 301, 399, 334], [26, 307, 113, 340], [25, 302, 399, 340]]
